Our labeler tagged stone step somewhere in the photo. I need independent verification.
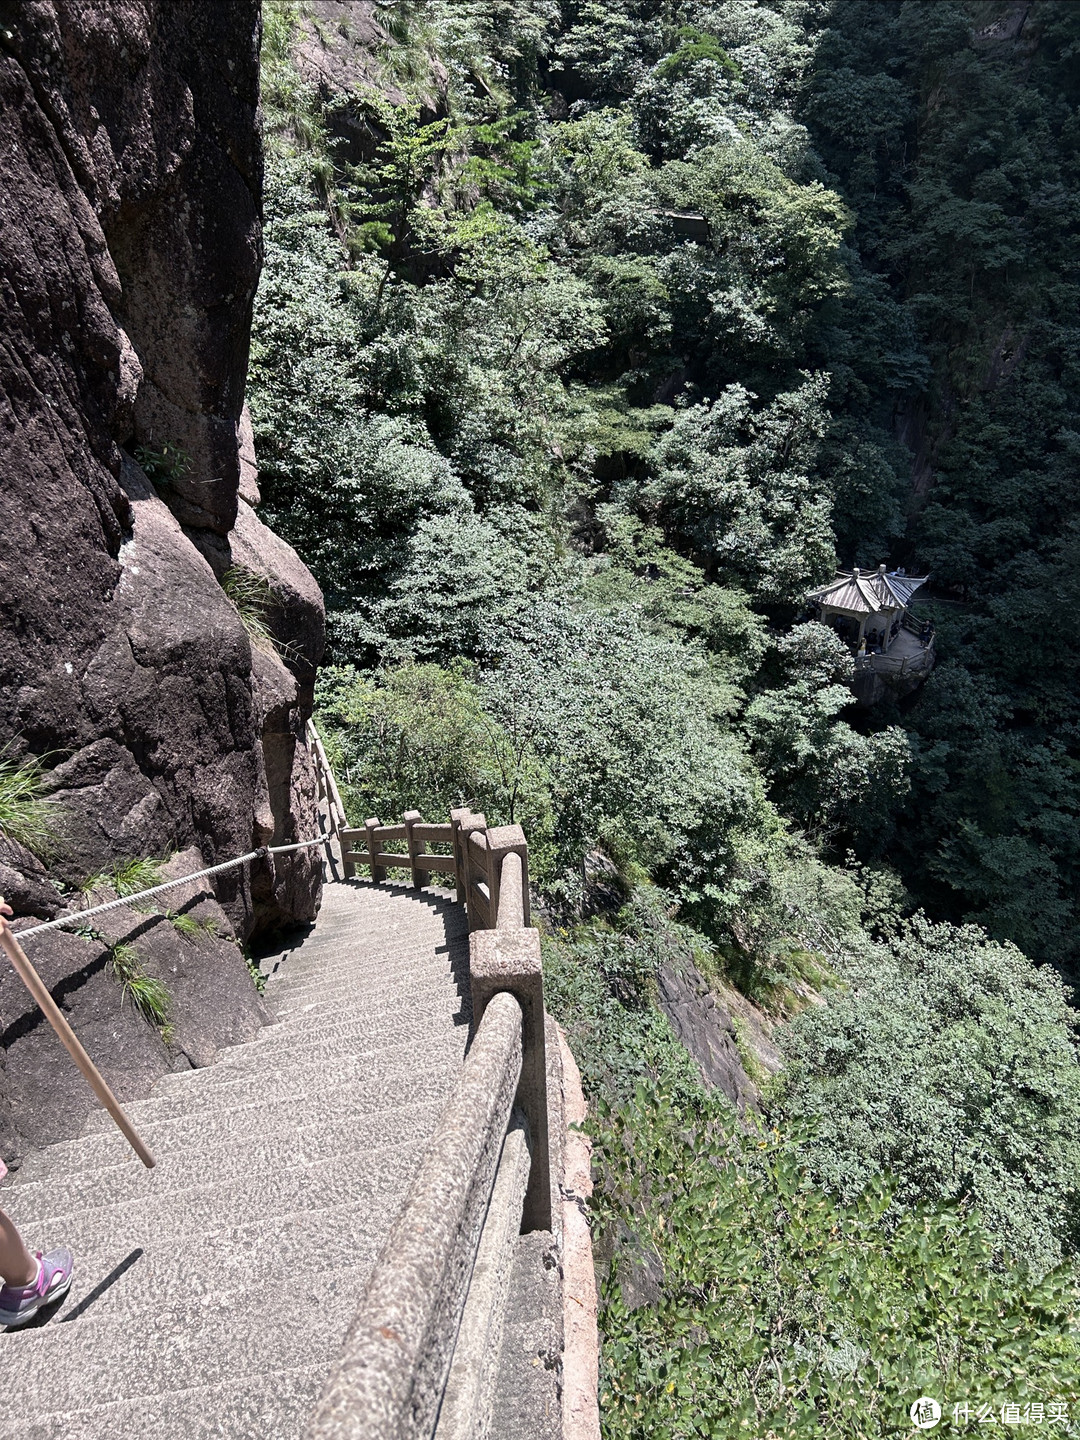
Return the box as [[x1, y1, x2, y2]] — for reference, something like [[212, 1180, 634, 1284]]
[[268, 948, 466, 996], [268, 959, 465, 1009], [269, 948, 457, 981], [270, 926, 465, 961], [22, 1063, 455, 1173], [0, 1199, 391, 1420], [15, 1365, 322, 1440], [283, 890, 460, 931], [7, 1096, 444, 1210], [151, 1008, 469, 1082], [82, 1043, 464, 1131], [9, 1141, 414, 1261], [268, 919, 466, 957], [269, 988, 465, 1030]]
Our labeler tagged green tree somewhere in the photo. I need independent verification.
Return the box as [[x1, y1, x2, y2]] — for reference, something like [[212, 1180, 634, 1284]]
[[640, 376, 837, 603], [745, 622, 912, 847]]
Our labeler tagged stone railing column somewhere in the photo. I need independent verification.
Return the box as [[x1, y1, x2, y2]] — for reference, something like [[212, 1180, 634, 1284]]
[[365, 817, 385, 884], [470, 910, 550, 1232], [453, 811, 490, 931], [404, 810, 428, 890], [485, 824, 530, 929]]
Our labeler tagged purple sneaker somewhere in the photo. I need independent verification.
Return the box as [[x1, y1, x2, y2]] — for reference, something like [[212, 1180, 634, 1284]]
[[0, 1248, 74, 1328]]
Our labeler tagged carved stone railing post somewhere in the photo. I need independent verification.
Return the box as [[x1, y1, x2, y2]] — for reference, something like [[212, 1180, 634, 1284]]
[[365, 817, 385, 884], [469, 915, 550, 1232], [449, 808, 469, 904], [487, 825, 530, 929], [404, 810, 428, 891], [456, 811, 491, 931]]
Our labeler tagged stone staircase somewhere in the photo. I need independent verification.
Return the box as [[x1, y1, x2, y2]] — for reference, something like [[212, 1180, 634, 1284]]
[[0, 878, 471, 1439]]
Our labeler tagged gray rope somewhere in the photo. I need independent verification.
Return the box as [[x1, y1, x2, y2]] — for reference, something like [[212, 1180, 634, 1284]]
[[13, 834, 332, 942]]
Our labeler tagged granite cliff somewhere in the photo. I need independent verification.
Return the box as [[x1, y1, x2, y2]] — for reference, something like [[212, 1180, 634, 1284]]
[[0, 0, 325, 1166]]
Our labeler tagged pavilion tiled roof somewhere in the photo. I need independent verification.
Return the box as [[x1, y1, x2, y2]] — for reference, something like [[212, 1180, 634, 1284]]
[[806, 567, 928, 615]]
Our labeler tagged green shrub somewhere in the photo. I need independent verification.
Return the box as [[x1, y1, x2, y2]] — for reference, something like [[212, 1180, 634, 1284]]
[[133, 441, 190, 487], [315, 660, 517, 826], [656, 27, 739, 82], [244, 946, 267, 995], [593, 1083, 1079, 1439], [774, 916, 1080, 1275], [542, 899, 710, 1110]]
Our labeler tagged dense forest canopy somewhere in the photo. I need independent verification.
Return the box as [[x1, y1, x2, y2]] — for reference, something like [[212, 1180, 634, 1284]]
[[252, 1, 1080, 1431]]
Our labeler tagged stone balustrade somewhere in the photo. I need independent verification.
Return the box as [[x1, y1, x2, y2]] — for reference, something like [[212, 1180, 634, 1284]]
[[306, 724, 556, 1437]]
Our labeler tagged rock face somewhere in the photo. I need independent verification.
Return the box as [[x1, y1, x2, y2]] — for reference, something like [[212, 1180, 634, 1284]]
[[294, 2, 410, 129], [658, 961, 761, 1113], [0, 854, 269, 1171], [0, 3, 325, 1161]]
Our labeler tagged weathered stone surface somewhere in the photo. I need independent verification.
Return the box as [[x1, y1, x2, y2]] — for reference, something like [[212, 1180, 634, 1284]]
[[435, 1117, 532, 1440], [0, 2, 324, 917], [557, 1028, 601, 1440], [0, 926, 167, 1170], [186, 494, 327, 929], [92, 847, 269, 1067], [658, 959, 760, 1113], [0, 1, 325, 1167], [247, 644, 323, 929], [238, 402, 262, 506], [487, 1230, 564, 1440], [470, 926, 551, 1231], [485, 1016, 567, 1439], [0, 839, 64, 921], [192, 496, 327, 689]]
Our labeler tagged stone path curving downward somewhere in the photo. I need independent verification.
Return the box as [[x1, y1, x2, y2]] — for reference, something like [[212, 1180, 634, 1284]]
[[0, 878, 471, 1440]]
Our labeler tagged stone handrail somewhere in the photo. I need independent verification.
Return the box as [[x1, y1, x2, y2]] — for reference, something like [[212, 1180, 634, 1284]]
[[307, 991, 527, 1440], [331, 796, 550, 1233], [305, 740, 556, 1437], [308, 718, 349, 839]]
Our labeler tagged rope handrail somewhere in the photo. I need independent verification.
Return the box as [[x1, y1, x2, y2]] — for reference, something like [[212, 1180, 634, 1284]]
[[14, 833, 331, 942], [0, 736, 336, 1172]]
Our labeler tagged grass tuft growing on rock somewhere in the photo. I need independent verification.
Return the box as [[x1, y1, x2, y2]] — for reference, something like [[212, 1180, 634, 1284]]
[[0, 746, 59, 856], [168, 911, 219, 940], [108, 942, 171, 1030], [112, 857, 167, 897], [222, 565, 278, 649], [80, 856, 169, 900]]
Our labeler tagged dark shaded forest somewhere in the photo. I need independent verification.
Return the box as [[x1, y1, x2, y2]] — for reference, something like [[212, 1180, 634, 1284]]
[[251, 1, 1080, 1431]]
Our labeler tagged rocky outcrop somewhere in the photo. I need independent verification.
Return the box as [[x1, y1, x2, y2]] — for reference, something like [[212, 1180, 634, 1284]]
[[295, 1, 411, 131], [0, 854, 268, 1171], [0, 3, 325, 1160], [0, 0, 323, 933], [658, 960, 767, 1113]]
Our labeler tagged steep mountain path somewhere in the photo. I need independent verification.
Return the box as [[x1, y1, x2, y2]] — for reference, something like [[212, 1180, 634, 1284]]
[[0, 877, 471, 1439]]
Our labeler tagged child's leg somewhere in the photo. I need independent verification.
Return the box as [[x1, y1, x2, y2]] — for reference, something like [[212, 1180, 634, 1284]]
[[0, 1208, 37, 1287]]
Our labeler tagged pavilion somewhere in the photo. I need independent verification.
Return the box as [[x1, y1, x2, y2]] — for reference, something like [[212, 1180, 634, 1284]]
[[806, 563, 930, 656]]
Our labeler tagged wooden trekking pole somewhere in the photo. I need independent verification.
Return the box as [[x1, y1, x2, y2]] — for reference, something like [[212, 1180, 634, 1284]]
[[0, 908, 156, 1169]]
